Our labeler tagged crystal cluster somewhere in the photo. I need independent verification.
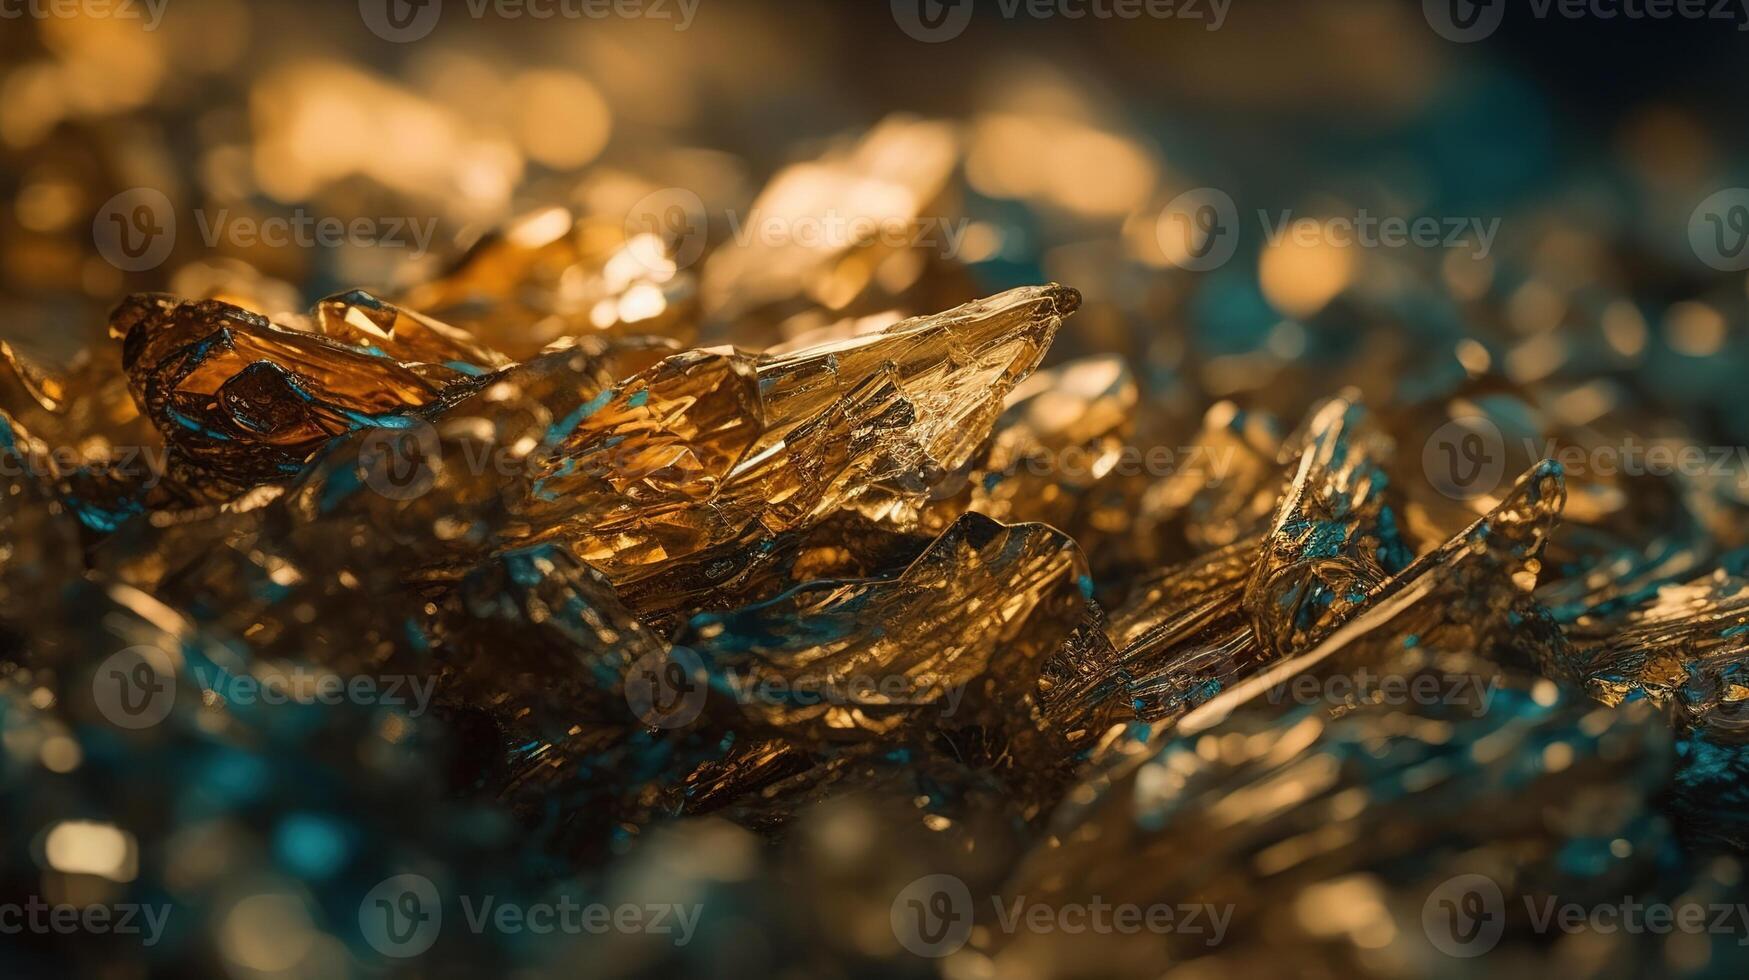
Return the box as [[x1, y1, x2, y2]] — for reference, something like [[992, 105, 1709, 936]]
[[4, 17, 1749, 978], [7, 234, 1749, 974]]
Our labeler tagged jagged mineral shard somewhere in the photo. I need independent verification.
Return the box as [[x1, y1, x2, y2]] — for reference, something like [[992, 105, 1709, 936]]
[[514, 284, 1080, 585]]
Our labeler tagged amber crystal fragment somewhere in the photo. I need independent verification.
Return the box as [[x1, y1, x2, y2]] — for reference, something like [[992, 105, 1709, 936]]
[[0, 339, 166, 528], [982, 462, 1626, 974], [950, 355, 1143, 556], [1240, 396, 1412, 659], [310, 289, 514, 379], [1195, 463, 1564, 716], [998, 673, 1671, 977], [514, 284, 1080, 584], [1133, 399, 1283, 557], [1567, 569, 1749, 846], [9, 186, 1749, 980], [11, 28, 1749, 979], [113, 294, 462, 498], [677, 513, 1090, 744]]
